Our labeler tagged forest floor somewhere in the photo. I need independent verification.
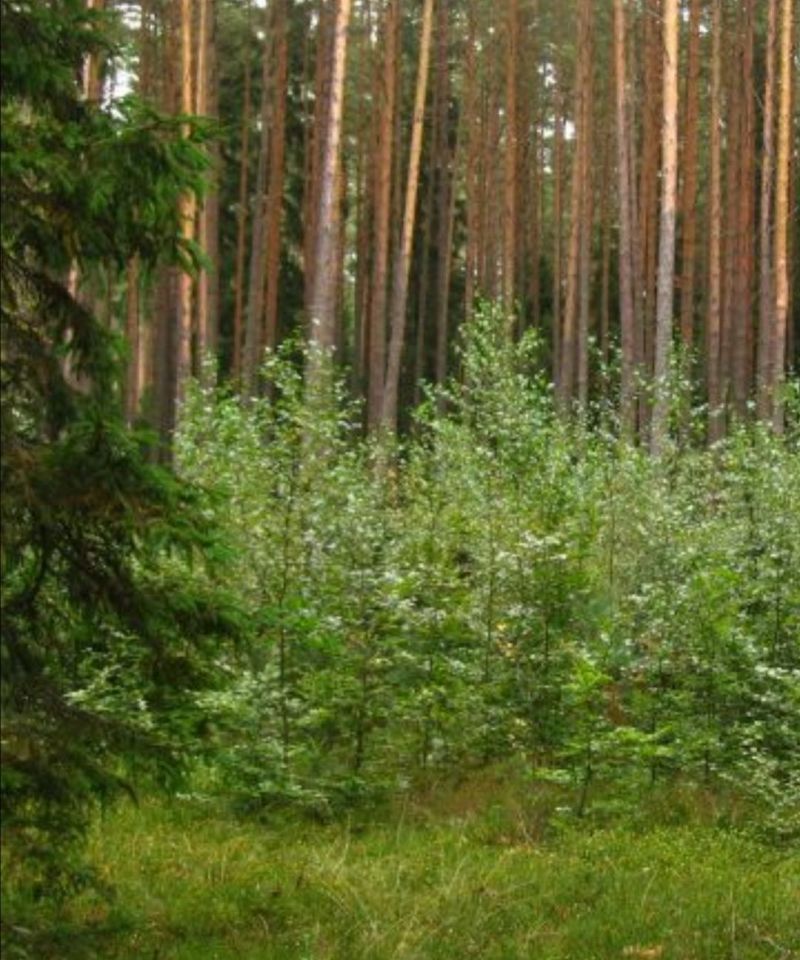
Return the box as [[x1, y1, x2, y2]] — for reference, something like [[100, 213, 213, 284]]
[[7, 783, 800, 960]]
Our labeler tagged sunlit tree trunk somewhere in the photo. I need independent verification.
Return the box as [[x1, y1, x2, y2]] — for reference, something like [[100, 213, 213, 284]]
[[232, 4, 253, 380], [732, 0, 755, 415], [614, 0, 636, 434], [195, 0, 219, 362], [307, 0, 352, 369], [707, 0, 723, 442], [243, 9, 272, 392], [650, 0, 679, 456], [502, 0, 518, 315], [381, 0, 435, 430], [772, 0, 794, 433], [433, 0, 454, 389], [678, 0, 701, 354], [757, 0, 778, 420], [559, 0, 591, 409], [552, 98, 564, 389], [366, 0, 396, 427], [175, 0, 195, 409]]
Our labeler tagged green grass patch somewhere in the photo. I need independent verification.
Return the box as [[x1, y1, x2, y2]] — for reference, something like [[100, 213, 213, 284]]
[[3, 794, 798, 960]]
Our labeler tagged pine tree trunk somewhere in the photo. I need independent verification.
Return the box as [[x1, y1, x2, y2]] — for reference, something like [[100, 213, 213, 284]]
[[757, 0, 778, 419], [195, 0, 218, 362], [707, 0, 723, 441], [732, 0, 755, 415], [433, 0, 453, 389], [464, 4, 478, 321], [639, 0, 662, 391], [381, 0, 435, 430], [264, 0, 289, 353], [124, 256, 140, 424], [650, 0, 679, 456], [552, 99, 564, 389], [502, 0, 518, 314], [232, 6, 253, 380], [176, 0, 195, 409], [243, 11, 272, 392], [614, 0, 637, 434], [367, 0, 398, 426], [307, 0, 352, 366], [678, 0, 701, 354], [558, 0, 591, 409], [577, 7, 594, 408], [772, 0, 794, 432]]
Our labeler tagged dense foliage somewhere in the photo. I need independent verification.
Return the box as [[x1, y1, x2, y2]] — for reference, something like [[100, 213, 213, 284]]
[[0, 0, 236, 893], [177, 310, 800, 836]]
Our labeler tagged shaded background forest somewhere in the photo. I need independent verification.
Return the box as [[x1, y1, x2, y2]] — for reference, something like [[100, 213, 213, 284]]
[[92, 0, 798, 443]]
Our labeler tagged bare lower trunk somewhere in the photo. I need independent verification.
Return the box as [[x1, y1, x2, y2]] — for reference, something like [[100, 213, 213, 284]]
[[650, 0, 679, 456], [307, 0, 352, 373], [381, 0, 435, 430], [772, 0, 794, 432]]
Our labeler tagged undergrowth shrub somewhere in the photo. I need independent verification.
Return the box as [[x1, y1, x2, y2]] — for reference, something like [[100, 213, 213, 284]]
[[176, 309, 800, 832]]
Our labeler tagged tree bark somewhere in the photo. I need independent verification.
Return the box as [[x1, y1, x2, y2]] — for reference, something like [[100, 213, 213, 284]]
[[367, 0, 399, 429], [650, 0, 679, 455], [307, 0, 353, 366], [772, 0, 794, 432], [678, 0, 701, 354], [124, 256, 140, 424], [502, 0, 519, 314], [757, 0, 778, 419], [232, 3, 252, 380], [264, 0, 289, 354], [614, 0, 636, 433], [381, 0, 435, 430], [707, 0, 723, 441], [558, 0, 591, 410], [243, 9, 273, 392], [176, 0, 195, 409]]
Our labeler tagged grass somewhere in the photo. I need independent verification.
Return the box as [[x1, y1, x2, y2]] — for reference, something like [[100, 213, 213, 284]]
[[3, 784, 799, 960]]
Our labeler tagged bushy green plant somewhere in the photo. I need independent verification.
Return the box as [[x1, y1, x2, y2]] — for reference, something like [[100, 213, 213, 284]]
[[176, 306, 799, 830]]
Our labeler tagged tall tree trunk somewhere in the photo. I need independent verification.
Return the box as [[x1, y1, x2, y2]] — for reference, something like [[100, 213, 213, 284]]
[[558, 0, 591, 409], [84, 0, 106, 101], [577, 18, 594, 408], [124, 256, 140, 424], [720, 11, 742, 419], [195, 0, 218, 362], [757, 0, 778, 419], [732, 0, 755, 415], [243, 11, 273, 392], [433, 0, 454, 389], [381, 0, 435, 430], [707, 0, 723, 441], [464, 3, 479, 321], [552, 98, 564, 389], [502, 0, 519, 315], [650, 0, 679, 455], [304, 2, 332, 318], [232, 4, 253, 380], [678, 0, 701, 354], [639, 0, 662, 390], [772, 0, 794, 432], [264, 0, 289, 353], [599, 111, 612, 368], [307, 0, 352, 367], [176, 0, 195, 409], [614, 0, 636, 433]]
